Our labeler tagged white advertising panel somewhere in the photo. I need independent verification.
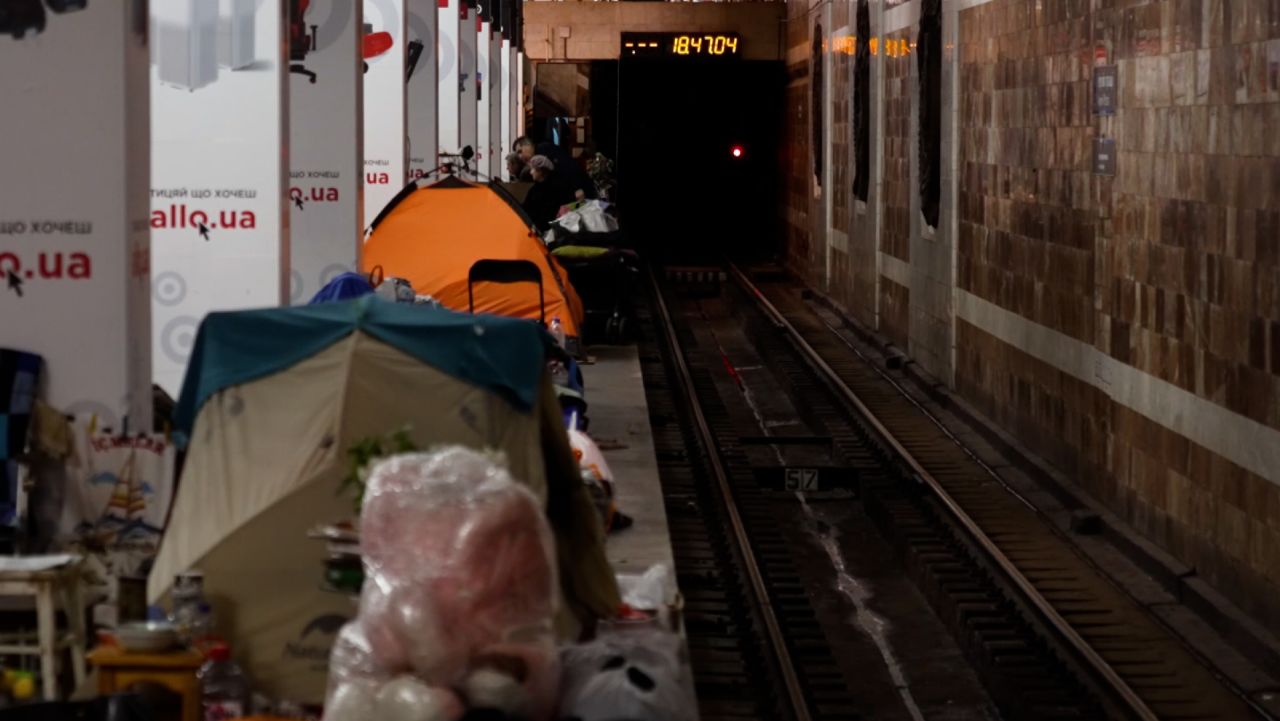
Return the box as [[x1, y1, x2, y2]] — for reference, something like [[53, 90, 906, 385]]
[[150, 0, 289, 395], [362, 0, 407, 226], [289, 0, 364, 304], [437, 0, 460, 155], [501, 37, 512, 177], [0, 0, 151, 430], [477, 19, 491, 176], [517, 50, 525, 137], [407, 0, 439, 181], [488, 28, 501, 179], [458, 4, 478, 166]]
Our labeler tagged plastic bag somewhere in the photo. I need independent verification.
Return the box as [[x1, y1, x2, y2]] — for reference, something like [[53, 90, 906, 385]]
[[559, 629, 695, 721], [374, 277, 416, 303], [616, 564, 675, 611], [553, 200, 618, 235], [323, 447, 561, 721]]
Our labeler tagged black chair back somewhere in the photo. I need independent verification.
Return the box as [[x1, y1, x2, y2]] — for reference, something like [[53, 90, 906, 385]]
[[467, 259, 546, 324]]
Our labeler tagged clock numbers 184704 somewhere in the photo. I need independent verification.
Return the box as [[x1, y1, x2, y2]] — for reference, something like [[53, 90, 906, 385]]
[[672, 34, 740, 56]]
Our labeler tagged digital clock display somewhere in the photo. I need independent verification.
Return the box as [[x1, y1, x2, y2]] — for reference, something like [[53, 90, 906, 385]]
[[622, 32, 742, 59]]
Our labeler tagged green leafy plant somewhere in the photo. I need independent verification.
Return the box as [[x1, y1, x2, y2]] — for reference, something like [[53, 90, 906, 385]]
[[340, 426, 418, 514]]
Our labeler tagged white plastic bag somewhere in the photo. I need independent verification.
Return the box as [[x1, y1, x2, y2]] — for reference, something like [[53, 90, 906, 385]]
[[559, 629, 694, 721], [552, 200, 618, 235], [616, 564, 676, 611]]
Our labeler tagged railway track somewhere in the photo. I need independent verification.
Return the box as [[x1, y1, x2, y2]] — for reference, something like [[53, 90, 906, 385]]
[[640, 266, 828, 720], [636, 261, 1269, 721]]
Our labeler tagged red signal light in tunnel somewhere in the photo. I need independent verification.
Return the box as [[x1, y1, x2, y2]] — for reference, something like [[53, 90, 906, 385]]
[[731, 145, 744, 159]]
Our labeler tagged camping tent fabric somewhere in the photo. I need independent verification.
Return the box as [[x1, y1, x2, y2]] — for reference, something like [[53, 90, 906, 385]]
[[151, 323, 619, 703], [173, 296, 551, 434], [500, 180, 534, 204], [361, 178, 585, 340], [308, 272, 374, 305]]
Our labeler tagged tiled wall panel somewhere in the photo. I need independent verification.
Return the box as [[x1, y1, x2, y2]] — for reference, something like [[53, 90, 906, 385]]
[[879, 27, 913, 348], [783, 0, 1280, 631]]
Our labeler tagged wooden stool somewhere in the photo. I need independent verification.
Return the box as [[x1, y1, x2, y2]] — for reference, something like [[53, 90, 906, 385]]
[[0, 557, 88, 700], [89, 646, 205, 721]]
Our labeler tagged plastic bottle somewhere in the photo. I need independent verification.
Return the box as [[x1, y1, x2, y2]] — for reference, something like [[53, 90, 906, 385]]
[[548, 358, 570, 388], [199, 645, 251, 721], [171, 571, 208, 646], [549, 317, 566, 349], [188, 602, 219, 653], [171, 597, 211, 647]]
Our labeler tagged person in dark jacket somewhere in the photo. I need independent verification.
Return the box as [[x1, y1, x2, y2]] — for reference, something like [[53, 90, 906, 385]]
[[522, 155, 577, 231], [506, 153, 530, 182], [515, 137, 597, 200]]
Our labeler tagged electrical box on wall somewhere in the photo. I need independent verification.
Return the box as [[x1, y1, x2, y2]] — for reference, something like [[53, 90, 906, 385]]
[[1094, 65, 1116, 116], [1094, 138, 1116, 176]]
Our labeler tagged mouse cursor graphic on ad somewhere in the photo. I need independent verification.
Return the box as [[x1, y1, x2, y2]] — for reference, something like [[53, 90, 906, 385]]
[[6, 272, 23, 298]]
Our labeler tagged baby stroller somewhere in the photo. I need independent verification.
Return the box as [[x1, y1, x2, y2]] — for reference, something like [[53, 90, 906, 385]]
[[547, 202, 637, 344], [558, 249, 637, 345]]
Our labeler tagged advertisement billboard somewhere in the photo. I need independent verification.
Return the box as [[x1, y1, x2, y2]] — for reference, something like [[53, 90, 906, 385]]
[[289, 0, 364, 304], [1, 1, 152, 430], [407, 0, 439, 181], [458, 3, 477, 166], [437, 0, 460, 155], [501, 37, 512, 175], [487, 26, 501, 178], [362, 0, 406, 226], [150, 0, 290, 394], [477, 18, 491, 176]]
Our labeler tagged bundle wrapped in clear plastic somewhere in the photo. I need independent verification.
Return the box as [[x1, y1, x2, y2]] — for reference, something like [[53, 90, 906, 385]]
[[323, 447, 562, 721]]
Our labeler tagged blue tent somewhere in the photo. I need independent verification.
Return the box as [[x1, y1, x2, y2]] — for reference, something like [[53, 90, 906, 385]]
[[308, 272, 374, 304]]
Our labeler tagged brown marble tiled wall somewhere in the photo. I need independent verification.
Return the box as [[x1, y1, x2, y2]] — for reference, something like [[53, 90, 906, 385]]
[[881, 273, 911, 349], [953, 0, 1280, 629], [785, 74, 811, 276], [781, 0, 1280, 630], [955, 320, 1112, 485], [833, 6, 852, 242], [880, 27, 913, 348], [829, 5, 858, 312], [1093, 0, 1280, 627], [846, 0, 879, 331], [784, 1, 812, 277], [957, 0, 1096, 344], [846, 216, 879, 329], [1100, 0, 1280, 431]]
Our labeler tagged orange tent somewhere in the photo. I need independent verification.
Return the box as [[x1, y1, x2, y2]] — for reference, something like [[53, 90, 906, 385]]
[[362, 176, 585, 343]]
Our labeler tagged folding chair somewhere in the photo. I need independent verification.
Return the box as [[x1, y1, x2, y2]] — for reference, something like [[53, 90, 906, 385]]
[[467, 259, 545, 325]]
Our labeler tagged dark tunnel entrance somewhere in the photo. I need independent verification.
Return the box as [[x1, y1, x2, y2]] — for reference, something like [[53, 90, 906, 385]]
[[609, 58, 786, 265]]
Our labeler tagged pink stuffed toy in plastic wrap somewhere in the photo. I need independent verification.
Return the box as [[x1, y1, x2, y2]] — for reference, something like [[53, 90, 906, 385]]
[[323, 447, 562, 721]]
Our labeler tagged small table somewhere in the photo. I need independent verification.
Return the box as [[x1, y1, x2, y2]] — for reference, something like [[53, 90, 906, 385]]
[[0, 556, 88, 700], [89, 646, 205, 721]]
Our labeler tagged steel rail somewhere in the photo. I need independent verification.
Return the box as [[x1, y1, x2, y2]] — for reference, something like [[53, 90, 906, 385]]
[[646, 266, 814, 721], [727, 262, 1160, 721]]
